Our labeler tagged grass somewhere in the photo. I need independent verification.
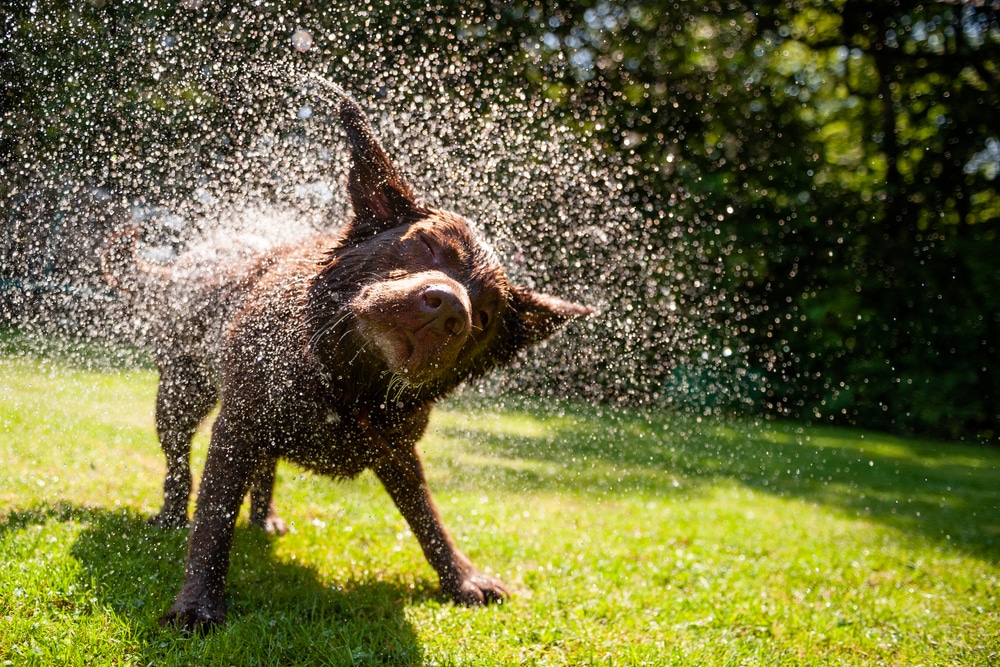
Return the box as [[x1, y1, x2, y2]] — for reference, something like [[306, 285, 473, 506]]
[[1, 350, 998, 665]]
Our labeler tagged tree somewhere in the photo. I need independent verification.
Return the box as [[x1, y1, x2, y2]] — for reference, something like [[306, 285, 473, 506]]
[[2, 0, 997, 438]]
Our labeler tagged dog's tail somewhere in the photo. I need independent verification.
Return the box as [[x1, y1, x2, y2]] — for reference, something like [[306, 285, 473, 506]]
[[100, 227, 171, 295]]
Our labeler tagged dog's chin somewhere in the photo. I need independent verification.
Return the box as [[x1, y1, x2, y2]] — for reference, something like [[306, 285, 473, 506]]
[[364, 327, 455, 386]]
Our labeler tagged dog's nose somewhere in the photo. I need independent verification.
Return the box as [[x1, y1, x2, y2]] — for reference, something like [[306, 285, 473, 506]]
[[421, 285, 468, 336]]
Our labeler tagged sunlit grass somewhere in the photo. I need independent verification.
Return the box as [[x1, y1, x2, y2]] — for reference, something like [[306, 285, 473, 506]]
[[1, 352, 998, 665]]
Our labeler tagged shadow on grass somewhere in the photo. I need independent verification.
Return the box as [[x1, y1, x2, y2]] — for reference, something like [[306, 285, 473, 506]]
[[1, 503, 426, 665], [437, 398, 1000, 563]]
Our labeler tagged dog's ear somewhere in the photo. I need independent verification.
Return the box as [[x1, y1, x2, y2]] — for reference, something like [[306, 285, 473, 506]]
[[339, 97, 420, 239], [503, 285, 594, 356]]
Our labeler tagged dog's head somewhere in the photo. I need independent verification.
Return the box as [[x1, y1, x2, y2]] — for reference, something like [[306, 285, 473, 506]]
[[310, 97, 593, 395]]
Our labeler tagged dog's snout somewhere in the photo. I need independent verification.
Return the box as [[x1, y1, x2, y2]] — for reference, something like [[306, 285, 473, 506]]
[[421, 285, 468, 336]]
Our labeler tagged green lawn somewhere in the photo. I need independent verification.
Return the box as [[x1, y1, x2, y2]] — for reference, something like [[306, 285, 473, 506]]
[[1, 352, 998, 666]]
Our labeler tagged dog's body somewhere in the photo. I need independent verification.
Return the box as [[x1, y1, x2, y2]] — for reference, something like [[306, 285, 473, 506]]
[[107, 94, 591, 631]]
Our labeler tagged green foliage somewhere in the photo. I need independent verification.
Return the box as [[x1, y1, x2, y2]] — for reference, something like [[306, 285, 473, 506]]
[[2, 353, 999, 664], [2, 1, 998, 438], [519, 0, 1000, 438]]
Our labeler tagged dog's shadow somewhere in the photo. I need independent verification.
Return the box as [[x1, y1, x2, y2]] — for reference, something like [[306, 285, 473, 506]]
[[4, 503, 426, 664]]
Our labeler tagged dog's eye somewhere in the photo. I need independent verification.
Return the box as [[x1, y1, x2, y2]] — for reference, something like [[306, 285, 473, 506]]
[[420, 236, 436, 259], [478, 311, 490, 329]]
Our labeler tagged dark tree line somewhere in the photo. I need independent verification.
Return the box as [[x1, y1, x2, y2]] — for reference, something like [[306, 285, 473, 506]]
[[2, 1, 998, 439]]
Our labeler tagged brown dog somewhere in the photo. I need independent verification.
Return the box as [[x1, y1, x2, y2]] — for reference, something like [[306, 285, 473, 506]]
[[108, 91, 592, 631]]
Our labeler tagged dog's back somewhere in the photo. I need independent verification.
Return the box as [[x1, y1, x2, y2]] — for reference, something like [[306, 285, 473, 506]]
[[105, 230, 320, 377]]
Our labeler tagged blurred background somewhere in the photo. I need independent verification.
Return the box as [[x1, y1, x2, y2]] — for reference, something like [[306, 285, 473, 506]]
[[2, 0, 997, 441]]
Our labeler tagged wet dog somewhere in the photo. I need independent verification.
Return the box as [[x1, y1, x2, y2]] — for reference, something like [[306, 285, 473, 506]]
[[105, 90, 592, 631]]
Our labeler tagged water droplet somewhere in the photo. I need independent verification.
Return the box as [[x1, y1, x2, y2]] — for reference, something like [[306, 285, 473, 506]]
[[291, 29, 313, 52]]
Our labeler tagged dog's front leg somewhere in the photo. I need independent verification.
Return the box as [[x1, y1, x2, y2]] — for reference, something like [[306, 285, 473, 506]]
[[160, 415, 257, 631], [373, 452, 508, 605]]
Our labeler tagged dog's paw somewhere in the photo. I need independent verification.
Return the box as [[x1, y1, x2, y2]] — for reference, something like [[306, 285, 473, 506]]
[[446, 569, 509, 606], [263, 515, 289, 536], [251, 514, 288, 536], [248, 511, 289, 536], [159, 598, 226, 633], [147, 511, 189, 530]]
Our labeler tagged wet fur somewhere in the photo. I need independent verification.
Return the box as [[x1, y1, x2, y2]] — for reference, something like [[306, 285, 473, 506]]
[[107, 93, 592, 632]]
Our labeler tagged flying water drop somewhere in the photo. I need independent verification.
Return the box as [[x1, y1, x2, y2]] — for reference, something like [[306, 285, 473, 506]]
[[291, 29, 313, 53]]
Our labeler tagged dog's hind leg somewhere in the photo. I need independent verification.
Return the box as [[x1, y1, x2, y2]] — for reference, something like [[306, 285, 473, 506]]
[[248, 457, 288, 535], [150, 360, 218, 529]]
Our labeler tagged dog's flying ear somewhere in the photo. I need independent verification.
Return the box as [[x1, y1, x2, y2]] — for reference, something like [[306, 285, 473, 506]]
[[504, 285, 594, 355], [339, 97, 420, 239]]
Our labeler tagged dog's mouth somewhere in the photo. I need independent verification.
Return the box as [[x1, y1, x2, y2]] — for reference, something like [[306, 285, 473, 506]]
[[363, 322, 465, 384], [350, 276, 473, 384]]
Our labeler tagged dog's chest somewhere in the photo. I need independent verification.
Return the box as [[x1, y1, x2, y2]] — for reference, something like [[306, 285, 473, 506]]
[[279, 409, 373, 478], [272, 390, 430, 480]]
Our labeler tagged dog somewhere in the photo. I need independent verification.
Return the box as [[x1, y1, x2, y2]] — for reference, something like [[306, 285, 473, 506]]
[[105, 89, 592, 631]]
